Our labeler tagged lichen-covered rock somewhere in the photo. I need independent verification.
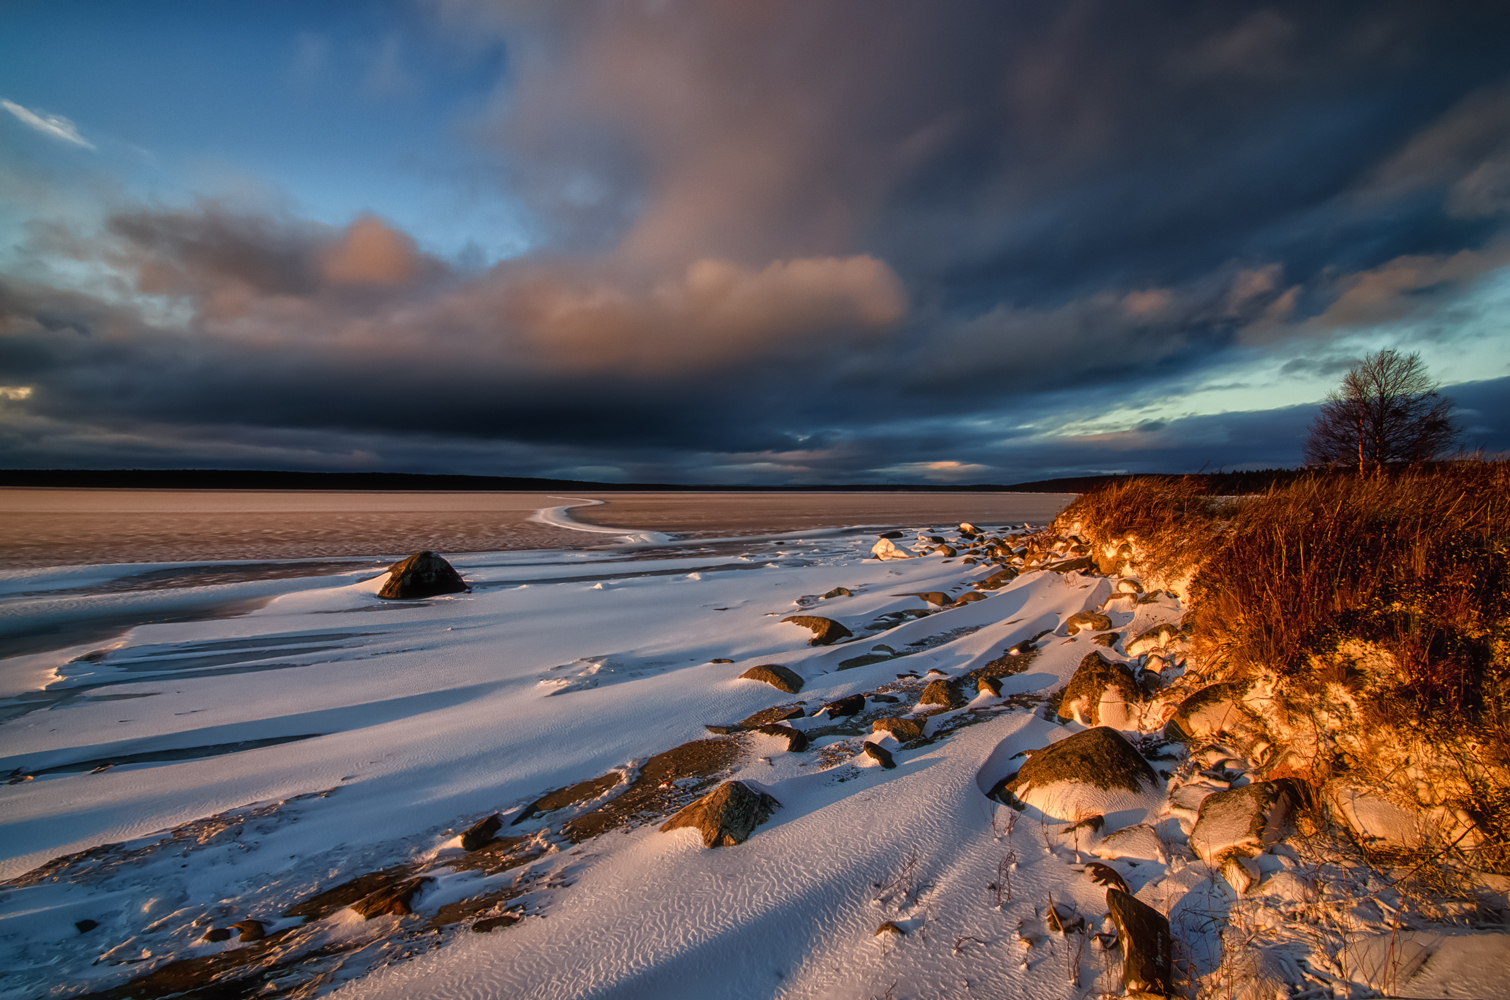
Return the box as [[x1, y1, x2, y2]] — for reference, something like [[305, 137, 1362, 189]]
[[1164, 682, 1253, 742], [1058, 651, 1141, 729], [780, 615, 853, 646], [1190, 780, 1302, 878], [739, 663, 804, 694], [1065, 611, 1113, 635], [871, 537, 914, 560], [917, 678, 963, 709], [460, 814, 502, 851], [377, 551, 468, 600], [755, 723, 809, 752], [659, 780, 780, 848], [992, 727, 1162, 827], [823, 587, 853, 599], [872, 717, 925, 742], [977, 675, 1003, 697], [953, 591, 986, 605], [874, 920, 904, 936], [1107, 887, 1173, 999]]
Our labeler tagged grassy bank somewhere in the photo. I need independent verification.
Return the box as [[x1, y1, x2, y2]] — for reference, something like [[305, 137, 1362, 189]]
[[1057, 461, 1510, 871]]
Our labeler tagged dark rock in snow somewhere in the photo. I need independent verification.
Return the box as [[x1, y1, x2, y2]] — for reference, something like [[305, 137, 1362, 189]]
[[875, 920, 905, 936], [781, 615, 853, 646], [704, 723, 742, 735], [898, 591, 948, 606], [709, 658, 734, 664], [1093, 632, 1121, 648], [74, 919, 98, 934], [1107, 887, 1173, 999], [739, 663, 804, 694], [863, 742, 897, 768], [352, 877, 433, 919], [473, 912, 521, 933], [877, 530, 905, 539], [823, 587, 853, 599], [952, 590, 986, 605], [378, 551, 468, 600], [203, 927, 232, 943], [975, 568, 1017, 590], [740, 704, 807, 727], [231, 920, 266, 943], [461, 814, 502, 851], [659, 780, 780, 848], [1042, 556, 1094, 574], [872, 717, 925, 742], [819, 694, 865, 718], [755, 723, 809, 751], [917, 678, 963, 709], [977, 675, 1003, 697]]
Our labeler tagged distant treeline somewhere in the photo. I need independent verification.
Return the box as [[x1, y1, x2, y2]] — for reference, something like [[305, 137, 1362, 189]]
[[0, 466, 1316, 494]]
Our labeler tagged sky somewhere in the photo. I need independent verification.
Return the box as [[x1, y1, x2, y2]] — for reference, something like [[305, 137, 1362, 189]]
[[2, 0, 1509, 485]]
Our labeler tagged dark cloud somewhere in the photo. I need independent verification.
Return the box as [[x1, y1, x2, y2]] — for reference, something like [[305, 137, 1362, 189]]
[[4, 1, 1510, 480]]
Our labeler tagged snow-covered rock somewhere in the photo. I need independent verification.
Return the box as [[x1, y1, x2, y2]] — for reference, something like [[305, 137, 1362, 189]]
[[1058, 651, 1142, 729], [659, 780, 780, 848]]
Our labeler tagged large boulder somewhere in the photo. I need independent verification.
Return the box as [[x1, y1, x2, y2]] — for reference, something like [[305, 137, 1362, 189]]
[[1164, 683, 1253, 742], [1058, 652, 1142, 729], [1106, 887, 1173, 999], [781, 616, 853, 646], [739, 664, 804, 694], [378, 551, 468, 600], [992, 727, 1162, 828], [659, 780, 780, 847], [1190, 780, 1303, 893]]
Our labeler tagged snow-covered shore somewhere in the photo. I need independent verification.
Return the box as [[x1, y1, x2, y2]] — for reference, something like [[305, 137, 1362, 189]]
[[1, 503, 1505, 1000]]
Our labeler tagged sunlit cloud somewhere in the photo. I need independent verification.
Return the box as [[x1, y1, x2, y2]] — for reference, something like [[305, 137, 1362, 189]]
[[1, 99, 94, 149]]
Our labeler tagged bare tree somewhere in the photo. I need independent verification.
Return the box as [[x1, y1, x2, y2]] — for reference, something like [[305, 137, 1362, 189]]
[[1303, 349, 1458, 473]]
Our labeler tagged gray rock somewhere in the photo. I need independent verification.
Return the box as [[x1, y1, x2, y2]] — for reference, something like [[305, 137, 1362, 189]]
[[378, 551, 468, 600], [780, 615, 854, 646], [659, 780, 780, 847], [1107, 887, 1173, 999], [739, 663, 805, 694]]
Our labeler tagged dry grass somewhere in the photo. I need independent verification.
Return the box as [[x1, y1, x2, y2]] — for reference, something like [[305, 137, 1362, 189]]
[[1065, 461, 1510, 869]]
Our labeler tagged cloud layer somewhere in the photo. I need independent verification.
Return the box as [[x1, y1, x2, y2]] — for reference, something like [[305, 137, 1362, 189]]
[[4, 1, 1510, 481]]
